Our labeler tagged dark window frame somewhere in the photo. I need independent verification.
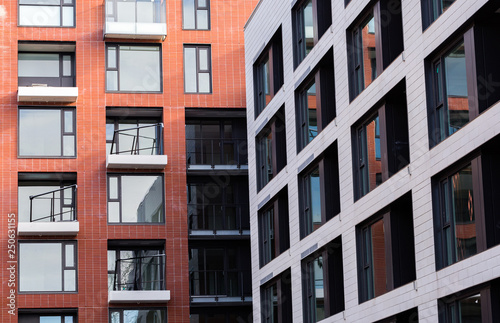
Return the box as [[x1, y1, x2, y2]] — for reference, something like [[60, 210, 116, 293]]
[[258, 187, 290, 267], [107, 173, 165, 224], [182, 0, 210, 30], [18, 51, 76, 87], [183, 44, 212, 94], [18, 240, 77, 294], [421, 0, 457, 30], [374, 307, 419, 323], [261, 269, 292, 323], [18, 107, 76, 158], [105, 43, 163, 94], [109, 308, 167, 323], [18, 309, 78, 323], [18, 0, 76, 28]]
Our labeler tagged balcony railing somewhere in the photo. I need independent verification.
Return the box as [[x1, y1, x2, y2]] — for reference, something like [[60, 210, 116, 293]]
[[190, 270, 251, 300], [188, 204, 249, 233], [29, 185, 77, 222], [186, 138, 248, 168], [113, 254, 165, 291], [110, 123, 163, 155]]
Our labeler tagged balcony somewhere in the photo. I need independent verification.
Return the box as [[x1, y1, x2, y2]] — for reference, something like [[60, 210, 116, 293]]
[[104, 0, 167, 40], [190, 270, 252, 304], [188, 204, 250, 236], [109, 254, 170, 303], [106, 123, 168, 169], [18, 185, 79, 236], [186, 138, 248, 171]]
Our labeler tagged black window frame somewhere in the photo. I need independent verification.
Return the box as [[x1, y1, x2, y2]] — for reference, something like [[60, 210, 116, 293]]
[[347, 0, 404, 101], [261, 269, 292, 323], [18, 50, 76, 87], [18, 240, 77, 293], [352, 80, 409, 200], [253, 26, 284, 118], [292, 0, 332, 68], [356, 192, 416, 303], [109, 308, 167, 323], [183, 44, 212, 94], [421, 0, 457, 30], [182, 0, 210, 30], [107, 173, 165, 224], [18, 107, 77, 158], [258, 187, 290, 268], [374, 307, 419, 323], [105, 43, 163, 93], [298, 142, 340, 239], [302, 237, 344, 323], [18, 0, 76, 28], [18, 309, 78, 323], [295, 48, 335, 152], [256, 107, 287, 190]]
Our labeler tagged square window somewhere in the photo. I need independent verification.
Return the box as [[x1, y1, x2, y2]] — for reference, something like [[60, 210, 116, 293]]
[[261, 269, 292, 323], [421, 0, 457, 29], [299, 142, 340, 239], [302, 237, 344, 323], [256, 107, 287, 190], [258, 187, 290, 267], [182, 0, 210, 30], [253, 27, 284, 117], [356, 192, 416, 303], [19, 0, 75, 27], [19, 241, 77, 293], [107, 174, 165, 224], [184, 45, 212, 93], [347, 0, 404, 101], [352, 80, 409, 200], [109, 308, 166, 323], [19, 107, 76, 157], [292, 0, 332, 67], [106, 44, 162, 92], [295, 48, 335, 151]]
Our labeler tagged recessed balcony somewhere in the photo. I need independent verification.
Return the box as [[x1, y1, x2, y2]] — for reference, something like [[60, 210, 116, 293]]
[[17, 185, 79, 236], [106, 123, 168, 169], [104, 0, 167, 40], [188, 204, 250, 236], [186, 138, 248, 171]]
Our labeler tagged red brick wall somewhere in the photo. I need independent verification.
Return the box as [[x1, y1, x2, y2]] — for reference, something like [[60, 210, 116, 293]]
[[0, 1, 257, 322]]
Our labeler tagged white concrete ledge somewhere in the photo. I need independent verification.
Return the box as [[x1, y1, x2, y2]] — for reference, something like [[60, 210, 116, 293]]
[[17, 221, 79, 236], [104, 22, 167, 40], [106, 154, 168, 169], [18, 86, 78, 102], [108, 290, 171, 303]]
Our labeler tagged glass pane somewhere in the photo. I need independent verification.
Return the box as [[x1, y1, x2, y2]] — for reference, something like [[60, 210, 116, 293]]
[[40, 317, 62, 323], [108, 250, 116, 271], [107, 70, 118, 91], [63, 135, 75, 156], [313, 256, 325, 321], [19, 109, 62, 157], [110, 312, 120, 323], [108, 202, 120, 223], [19, 243, 63, 292], [119, 46, 161, 92], [451, 164, 476, 262], [19, 53, 60, 77], [64, 317, 74, 323], [64, 269, 76, 291], [19, 6, 60, 26], [361, 14, 377, 89], [444, 41, 469, 135], [62, 55, 72, 76], [263, 56, 271, 105], [123, 309, 166, 323], [18, 185, 60, 222], [106, 122, 115, 142], [116, 1, 136, 22], [199, 48, 208, 70], [137, 2, 154, 23], [65, 244, 74, 267], [64, 110, 74, 132], [306, 82, 317, 143], [371, 218, 387, 298], [108, 47, 117, 68], [109, 177, 118, 199], [197, 9, 208, 29], [303, 0, 314, 55], [365, 114, 382, 192], [458, 294, 481, 322], [264, 130, 273, 184], [183, 0, 195, 29], [309, 167, 321, 232], [19, 0, 60, 3], [62, 7, 74, 26], [198, 73, 210, 93], [121, 175, 163, 223], [198, 0, 207, 7], [184, 47, 197, 92]]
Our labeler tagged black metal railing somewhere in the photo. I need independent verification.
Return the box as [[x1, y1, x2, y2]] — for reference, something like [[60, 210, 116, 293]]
[[186, 138, 247, 167], [110, 123, 163, 155], [113, 254, 165, 291], [188, 204, 249, 233], [29, 184, 77, 222], [189, 270, 251, 300]]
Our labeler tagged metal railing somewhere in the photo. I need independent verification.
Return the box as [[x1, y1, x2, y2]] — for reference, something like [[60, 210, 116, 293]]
[[186, 138, 248, 167], [110, 123, 163, 155], [189, 270, 251, 300], [29, 184, 77, 222], [188, 204, 249, 233], [113, 254, 165, 291]]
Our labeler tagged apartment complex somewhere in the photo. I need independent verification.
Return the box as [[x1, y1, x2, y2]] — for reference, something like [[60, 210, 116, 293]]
[[245, 0, 500, 322], [0, 0, 256, 322]]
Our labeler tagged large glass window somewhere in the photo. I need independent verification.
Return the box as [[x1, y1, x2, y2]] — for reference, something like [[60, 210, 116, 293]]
[[19, 312, 77, 323], [106, 44, 161, 92], [184, 45, 211, 93], [182, 0, 210, 30], [19, 108, 76, 157], [19, 0, 75, 27], [109, 309, 166, 323], [107, 174, 164, 223], [19, 241, 77, 293], [18, 52, 75, 87], [261, 270, 292, 323]]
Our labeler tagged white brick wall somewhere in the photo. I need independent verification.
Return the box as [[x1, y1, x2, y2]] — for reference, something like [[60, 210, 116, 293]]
[[244, 0, 500, 321]]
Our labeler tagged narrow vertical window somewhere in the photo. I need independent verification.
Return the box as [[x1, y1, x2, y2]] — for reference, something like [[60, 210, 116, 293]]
[[184, 45, 212, 93], [183, 0, 210, 30]]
